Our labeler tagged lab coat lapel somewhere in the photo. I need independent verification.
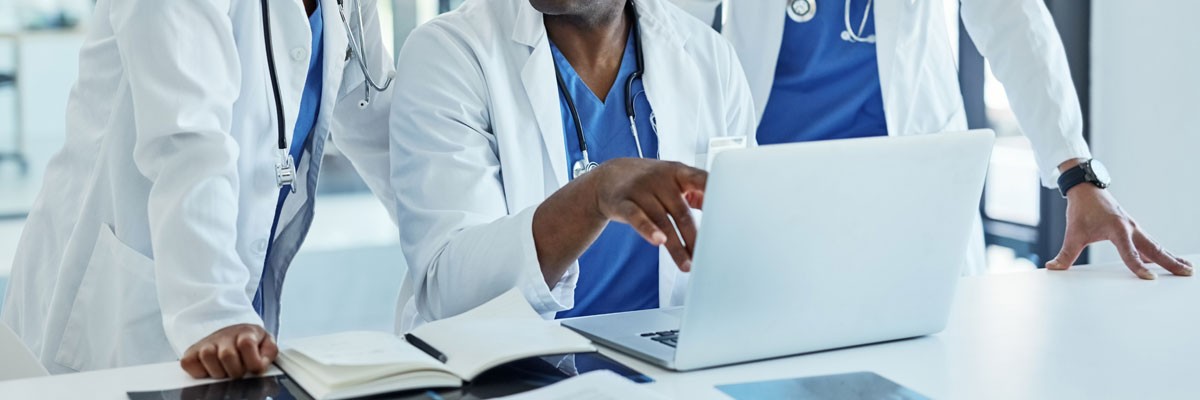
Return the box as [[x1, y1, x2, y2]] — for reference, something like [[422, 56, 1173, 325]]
[[320, 0, 349, 113], [632, 0, 697, 307], [275, 0, 348, 230], [514, 3, 570, 188], [727, 0, 786, 121], [636, 1, 698, 168], [872, 0, 904, 137]]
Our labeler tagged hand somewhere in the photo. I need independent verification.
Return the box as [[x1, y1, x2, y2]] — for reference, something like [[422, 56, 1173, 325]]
[[1045, 184, 1193, 279], [589, 158, 707, 271], [180, 324, 278, 379]]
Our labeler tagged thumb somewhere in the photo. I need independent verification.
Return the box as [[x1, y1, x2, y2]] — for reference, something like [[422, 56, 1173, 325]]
[[1046, 232, 1086, 270], [259, 333, 279, 365]]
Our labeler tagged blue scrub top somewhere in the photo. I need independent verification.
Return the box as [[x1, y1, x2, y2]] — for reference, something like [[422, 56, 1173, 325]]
[[756, 0, 887, 145], [255, 5, 324, 315], [551, 32, 660, 319]]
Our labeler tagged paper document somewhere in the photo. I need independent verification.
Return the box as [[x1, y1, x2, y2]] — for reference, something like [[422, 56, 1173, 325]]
[[495, 370, 666, 400], [286, 331, 431, 366]]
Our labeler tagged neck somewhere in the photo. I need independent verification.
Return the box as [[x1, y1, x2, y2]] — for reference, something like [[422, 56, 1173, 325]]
[[544, 1, 631, 101], [304, 0, 319, 16]]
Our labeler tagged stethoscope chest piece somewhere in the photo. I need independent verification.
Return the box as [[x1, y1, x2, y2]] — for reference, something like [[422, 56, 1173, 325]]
[[573, 158, 600, 180], [788, 0, 817, 23], [275, 150, 297, 193]]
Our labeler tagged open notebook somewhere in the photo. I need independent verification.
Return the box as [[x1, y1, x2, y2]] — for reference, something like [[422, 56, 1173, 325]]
[[275, 289, 597, 400]]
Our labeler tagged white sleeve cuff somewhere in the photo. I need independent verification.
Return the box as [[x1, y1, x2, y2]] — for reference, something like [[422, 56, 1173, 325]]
[[1035, 136, 1092, 189], [164, 309, 264, 357], [511, 206, 578, 317]]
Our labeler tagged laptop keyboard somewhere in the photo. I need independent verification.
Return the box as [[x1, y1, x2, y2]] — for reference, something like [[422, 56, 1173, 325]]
[[640, 329, 680, 347]]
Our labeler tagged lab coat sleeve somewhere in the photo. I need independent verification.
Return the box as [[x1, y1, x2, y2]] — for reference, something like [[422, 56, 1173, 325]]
[[108, 0, 263, 356], [960, 0, 1092, 187], [330, 0, 400, 223], [390, 25, 576, 322]]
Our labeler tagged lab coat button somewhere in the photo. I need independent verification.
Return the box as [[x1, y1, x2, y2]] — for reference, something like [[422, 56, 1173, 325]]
[[291, 48, 307, 62], [253, 238, 269, 254]]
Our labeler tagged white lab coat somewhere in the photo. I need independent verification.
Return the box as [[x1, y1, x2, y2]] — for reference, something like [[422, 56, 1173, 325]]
[[673, 0, 1093, 275], [1, 0, 396, 374], [389, 0, 756, 331]]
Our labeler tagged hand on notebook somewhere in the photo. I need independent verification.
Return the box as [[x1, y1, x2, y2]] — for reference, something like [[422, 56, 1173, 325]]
[[181, 324, 278, 379]]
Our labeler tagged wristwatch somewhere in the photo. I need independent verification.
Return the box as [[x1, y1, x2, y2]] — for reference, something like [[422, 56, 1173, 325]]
[[1057, 159, 1111, 198]]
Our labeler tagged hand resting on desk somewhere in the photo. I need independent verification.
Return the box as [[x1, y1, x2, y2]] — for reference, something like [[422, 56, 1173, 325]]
[[180, 324, 277, 379]]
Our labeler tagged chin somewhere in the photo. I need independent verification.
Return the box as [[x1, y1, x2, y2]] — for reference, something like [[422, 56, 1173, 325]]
[[529, 0, 614, 16]]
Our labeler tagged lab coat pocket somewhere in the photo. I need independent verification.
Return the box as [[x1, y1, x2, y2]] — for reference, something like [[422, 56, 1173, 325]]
[[55, 224, 174, 372]]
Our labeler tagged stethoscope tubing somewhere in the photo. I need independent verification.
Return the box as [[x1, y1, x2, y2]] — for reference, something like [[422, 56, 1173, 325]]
[[261, 0, 394, 191], [555, 3, 648, 179]]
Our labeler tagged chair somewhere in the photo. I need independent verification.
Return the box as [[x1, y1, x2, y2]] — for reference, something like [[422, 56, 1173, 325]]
[[0, 322, 47, 381]]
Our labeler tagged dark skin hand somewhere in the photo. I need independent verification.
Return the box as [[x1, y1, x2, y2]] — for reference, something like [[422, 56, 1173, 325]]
[[181, 324, 278, 379], [533, 159, 708, 288], [527, 1, 706, 288]]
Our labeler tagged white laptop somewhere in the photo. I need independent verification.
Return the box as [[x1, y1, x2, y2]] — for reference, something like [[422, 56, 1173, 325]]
[[562, 130, 995, 371]]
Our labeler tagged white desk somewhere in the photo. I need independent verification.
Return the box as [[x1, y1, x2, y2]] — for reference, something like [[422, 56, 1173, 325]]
[[2, 257, 1197, 399]]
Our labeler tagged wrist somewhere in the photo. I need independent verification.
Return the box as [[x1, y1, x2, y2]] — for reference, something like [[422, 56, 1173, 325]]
[[578, 167, 609, 223], [1056, 159, 1110, 198], [1057, 158, 1086, 174], [1064, 181, 1102, 200]]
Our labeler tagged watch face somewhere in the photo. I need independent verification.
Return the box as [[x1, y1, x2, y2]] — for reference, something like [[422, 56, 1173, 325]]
[[1087, 160, 1111, 185]]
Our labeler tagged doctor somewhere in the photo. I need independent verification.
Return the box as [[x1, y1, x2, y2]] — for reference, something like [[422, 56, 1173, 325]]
[[673, 0, 1193, 279], [1, 0, 396, 378], [390, 0, 754, 328]]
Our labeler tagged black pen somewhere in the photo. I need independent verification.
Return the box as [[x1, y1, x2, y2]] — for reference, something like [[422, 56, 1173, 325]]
[[405, 333, 448, 363]]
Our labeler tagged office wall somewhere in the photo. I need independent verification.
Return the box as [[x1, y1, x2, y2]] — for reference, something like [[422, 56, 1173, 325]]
[[1090, 2, 1200, 263]]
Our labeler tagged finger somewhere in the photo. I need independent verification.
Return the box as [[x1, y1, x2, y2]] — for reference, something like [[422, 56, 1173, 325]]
[[237, 331, 268, 375], [1113, 232, 1155, 280], [217, 337, 246, 379], [683, 190, 705, 210], [1045, 232, 1087, 271], [180, 348, 209, 379], [259, 335, 279, 369], [654, 189, 698, 254], [1133, 230, 1193, 277], [636, 195, 692, 271], [673, 164, 708, 194], [197, 343, 226, 379], [616, 200, 668, 246]]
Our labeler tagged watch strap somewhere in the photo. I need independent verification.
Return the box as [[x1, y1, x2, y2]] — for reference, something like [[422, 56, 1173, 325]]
[[1057, 163, 1090, 198]]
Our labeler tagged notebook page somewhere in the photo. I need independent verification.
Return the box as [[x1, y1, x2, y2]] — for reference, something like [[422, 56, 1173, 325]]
[[288, 331, 442, 367], [411, 289, 596, 379]]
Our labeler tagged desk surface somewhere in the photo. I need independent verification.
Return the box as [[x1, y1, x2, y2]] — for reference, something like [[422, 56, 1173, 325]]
[[2, 258, 1197, 400]]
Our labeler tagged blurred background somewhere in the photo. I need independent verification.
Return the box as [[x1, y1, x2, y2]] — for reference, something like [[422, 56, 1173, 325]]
[[0, 0, 1196, 339]]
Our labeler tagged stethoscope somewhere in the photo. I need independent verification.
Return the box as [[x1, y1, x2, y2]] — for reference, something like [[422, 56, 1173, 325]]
[[259, 0, 394, 192], [553, 4, 649, 180], [787, 0, 876, 43]]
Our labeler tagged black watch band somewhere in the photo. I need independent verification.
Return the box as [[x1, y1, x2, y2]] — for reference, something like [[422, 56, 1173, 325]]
[[1057, 166, 1089, 198], [1057, 160, 1110, 198]]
